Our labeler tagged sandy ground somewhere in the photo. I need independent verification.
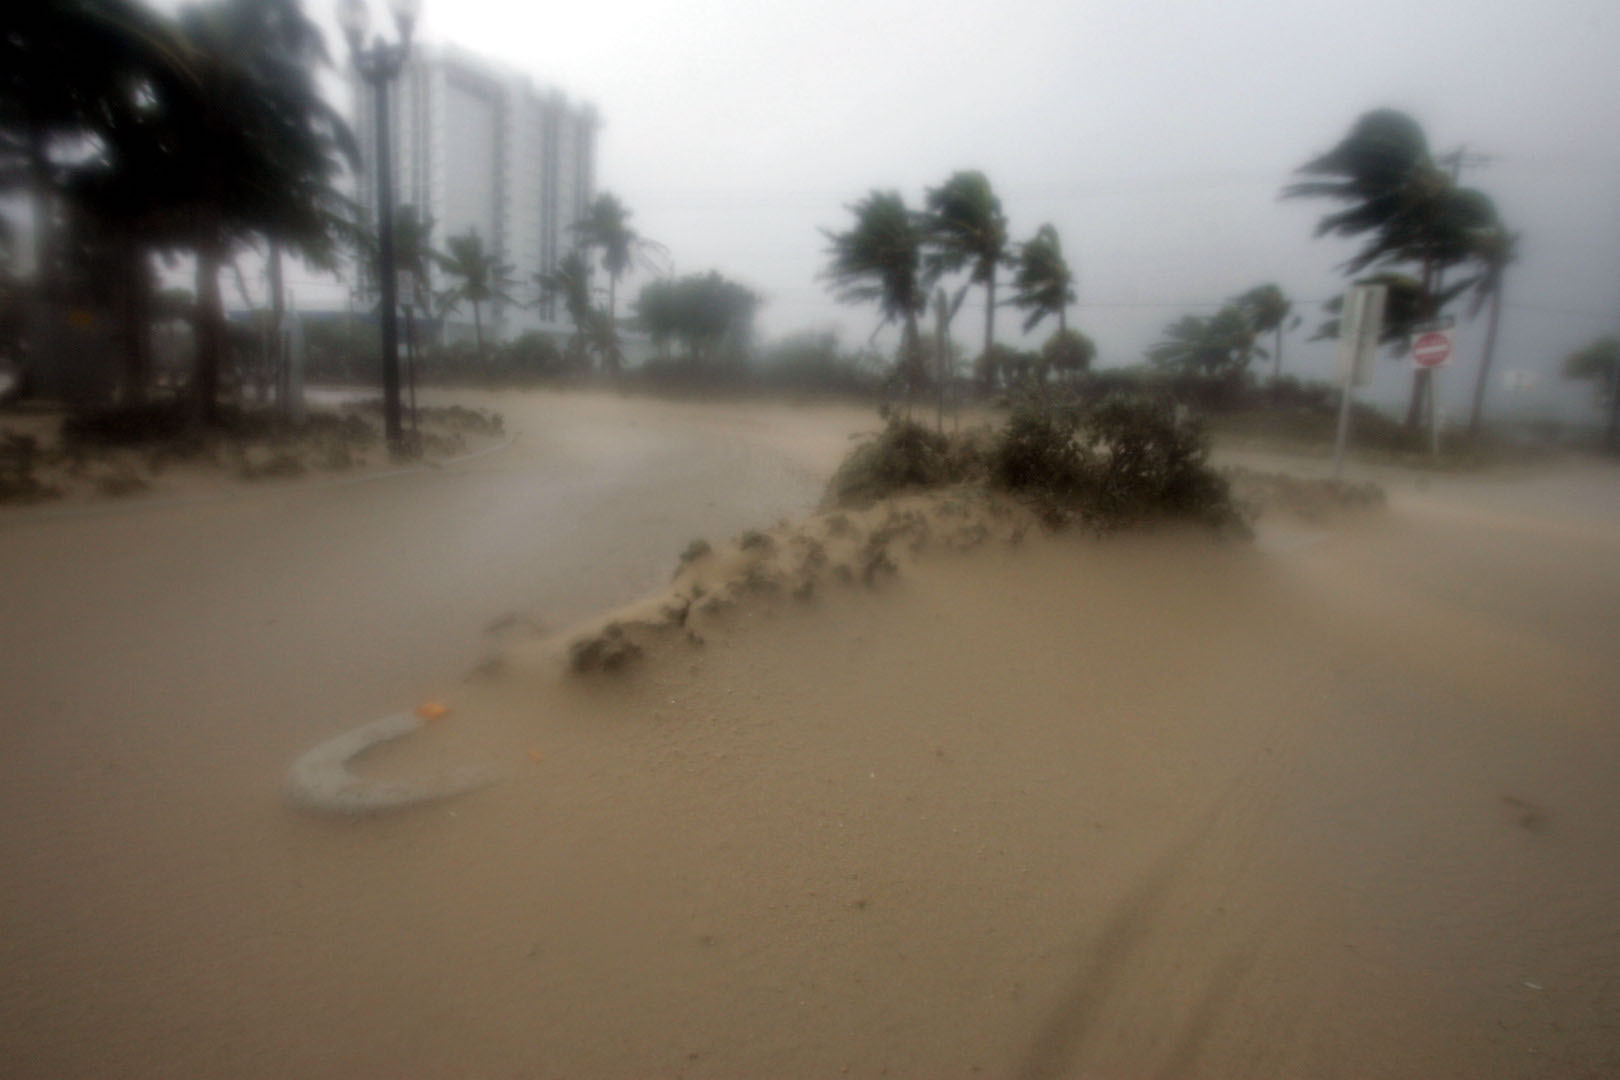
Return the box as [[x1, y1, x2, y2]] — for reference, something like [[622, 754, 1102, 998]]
[[2, 390, 1618, 1077]]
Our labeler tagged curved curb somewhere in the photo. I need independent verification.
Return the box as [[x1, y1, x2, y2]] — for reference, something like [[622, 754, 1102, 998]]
[[284, 712, 496, 816], [1, 432, 516, 528]]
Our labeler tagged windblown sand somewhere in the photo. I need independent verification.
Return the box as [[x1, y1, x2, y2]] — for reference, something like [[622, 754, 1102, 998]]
[[2, 395, 1618, 1078]]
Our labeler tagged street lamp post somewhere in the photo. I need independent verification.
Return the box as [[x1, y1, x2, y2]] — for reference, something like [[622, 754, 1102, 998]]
[[338, 0, 419, 452]]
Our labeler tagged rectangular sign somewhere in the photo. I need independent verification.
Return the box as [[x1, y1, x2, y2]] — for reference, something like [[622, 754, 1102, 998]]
[[1336, 284, 1387, 387]]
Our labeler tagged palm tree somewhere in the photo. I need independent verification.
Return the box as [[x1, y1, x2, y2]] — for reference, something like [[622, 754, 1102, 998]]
[[1010, 224, 1077, 336], [1149, 305, 1258, 380], [920, 171, 1010, 374], [391, 205, 440, 314], [1562, 337, 1620, 453], [1465, 226, 1518, 439], [1285, 109, 1499, 430], [571, 191, 666, 373], [1, 0, 198, 401], [1233, 284, 1296, 387], [438, 229, 514, 365], [163, 0, 357, 422], [355, 203, 440, 312], [378, 205, 440, 419], [821, 190, 928, 397], [535, 249, 599, 370]]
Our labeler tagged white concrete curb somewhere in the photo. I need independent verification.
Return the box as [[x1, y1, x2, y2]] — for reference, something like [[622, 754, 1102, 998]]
[[283, 711, 496, 816]]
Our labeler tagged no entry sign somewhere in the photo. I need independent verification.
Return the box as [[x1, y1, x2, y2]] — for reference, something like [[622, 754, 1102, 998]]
[[1412, 329, 1453, 368]]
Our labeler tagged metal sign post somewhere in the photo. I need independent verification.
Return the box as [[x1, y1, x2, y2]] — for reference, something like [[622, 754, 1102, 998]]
[[1333, 284, 1387, 479], [1410, 317, 1454, 461]]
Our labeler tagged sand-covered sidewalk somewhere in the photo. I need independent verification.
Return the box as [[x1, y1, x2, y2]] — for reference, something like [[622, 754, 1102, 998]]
[[2, 394, 1618, 1077]]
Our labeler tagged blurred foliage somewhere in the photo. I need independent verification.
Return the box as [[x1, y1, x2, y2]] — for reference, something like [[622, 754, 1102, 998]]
[[752, 331, 883, 396], [436, 230, 515, 362], [572, 192, 666, 374], [825, 409, 986, 508], [1041, 328, 1095, 380], [822, 191, 928, 393], [1010, 225, 1076, 335], [636, 271, 760, 370]]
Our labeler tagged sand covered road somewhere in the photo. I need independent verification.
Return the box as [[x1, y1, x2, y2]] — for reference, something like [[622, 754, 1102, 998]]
[[2, 392, 1618, 1077]]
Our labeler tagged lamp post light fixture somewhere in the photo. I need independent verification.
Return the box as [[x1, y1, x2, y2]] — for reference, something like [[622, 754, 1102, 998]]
[[338, 0, 420, 451]]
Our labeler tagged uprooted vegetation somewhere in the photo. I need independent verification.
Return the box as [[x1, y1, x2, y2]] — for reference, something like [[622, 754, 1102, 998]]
[[829, 389, 1245, 532]]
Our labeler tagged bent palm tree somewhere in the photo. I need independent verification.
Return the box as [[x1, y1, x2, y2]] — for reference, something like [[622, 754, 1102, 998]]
[[921, 171, 1010, 375], [1010, 224, 1076, 336], [1284, 109, 1499, 430], [2, 0, 200, 401], [163, 0, 357, 422], [1234, 284, 1294, 386], [1149, 305, 1257, 380], [821, 190, 928, 397]]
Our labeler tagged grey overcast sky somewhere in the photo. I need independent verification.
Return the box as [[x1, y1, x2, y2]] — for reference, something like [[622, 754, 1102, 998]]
[[299, 0, 1620, 419]]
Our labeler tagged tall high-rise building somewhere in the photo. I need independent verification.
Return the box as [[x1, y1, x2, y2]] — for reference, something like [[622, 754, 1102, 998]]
[[350, 44, 598, 342]]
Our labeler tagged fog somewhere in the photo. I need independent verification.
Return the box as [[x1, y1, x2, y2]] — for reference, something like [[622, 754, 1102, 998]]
[[357, 0, 1620, 421]]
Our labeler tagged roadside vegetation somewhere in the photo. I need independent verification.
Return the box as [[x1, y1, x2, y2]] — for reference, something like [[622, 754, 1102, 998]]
[[828, 388, 1243, 534], [0, 398, 503, 505], [1, 0, 1608, 474]]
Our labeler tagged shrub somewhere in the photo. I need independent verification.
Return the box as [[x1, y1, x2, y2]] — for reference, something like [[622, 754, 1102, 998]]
[[1080, 393, 1237, 529], [825, 411, 983, 507], [989, 392, 1086, 500], [986, 390, 1241, 531]]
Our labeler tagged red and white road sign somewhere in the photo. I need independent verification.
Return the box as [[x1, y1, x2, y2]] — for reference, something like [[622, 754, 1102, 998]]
[[1412, 330, 1453, 368]]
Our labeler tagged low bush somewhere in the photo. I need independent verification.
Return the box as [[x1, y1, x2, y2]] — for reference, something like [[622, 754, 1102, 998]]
[[824, 389, 1242, 532], [825, 409, 985, 507], [1079, 393, 1238, 529], [989, 393, 1086, 501]]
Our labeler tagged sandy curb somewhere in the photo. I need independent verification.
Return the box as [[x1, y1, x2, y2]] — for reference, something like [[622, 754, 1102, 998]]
[[0, 432, 516, 528]]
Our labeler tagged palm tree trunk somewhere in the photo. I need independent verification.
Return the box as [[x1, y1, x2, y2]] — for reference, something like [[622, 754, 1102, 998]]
[[267, 240, 286, 416], [472, 298, 485, 373], [1273, 325, 1283, 386], [1467, 281, 1505, 440], [405, 303, 418, 434], [982, 272, 995, 375], [115, 234, 151, 406], [1058, 304, 1067, 337], [904, 310, 922, 412], [606, 273, 621, 375], [193, 241, 226, 425], [935, 288, 948, 434]]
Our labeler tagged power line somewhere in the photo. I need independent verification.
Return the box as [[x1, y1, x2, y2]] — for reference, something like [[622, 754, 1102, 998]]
[[1504, 301, 1614, 321]]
